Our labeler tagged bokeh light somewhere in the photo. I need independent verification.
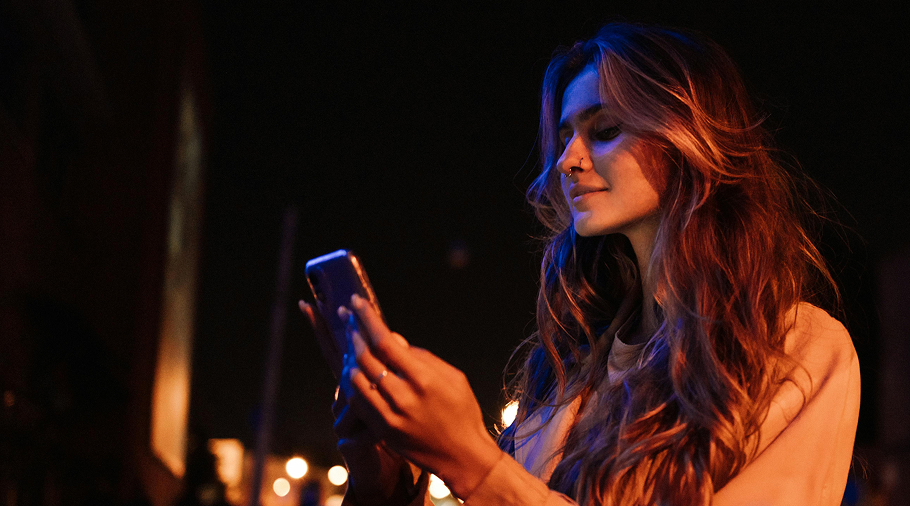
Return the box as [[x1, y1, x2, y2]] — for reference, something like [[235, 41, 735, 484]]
[[429, 474, 451, 499], [327, 465, 348, 486], [207, 439, 243, 488], [273, 478, 290, 497], [501, 400, 518, 427], [286, 457, 308, 479], [325, 495, 344, 506]]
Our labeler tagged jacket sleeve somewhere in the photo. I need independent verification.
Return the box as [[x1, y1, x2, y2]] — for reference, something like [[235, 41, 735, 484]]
[[463, 451, 577, 506], [464, 305, 860, 506], [713, 304, 861, 506]]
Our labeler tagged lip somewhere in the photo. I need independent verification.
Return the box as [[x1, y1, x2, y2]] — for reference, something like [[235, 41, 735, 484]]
[[569, 184, 608, 201]]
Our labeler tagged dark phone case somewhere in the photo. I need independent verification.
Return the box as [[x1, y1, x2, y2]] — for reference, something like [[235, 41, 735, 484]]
[[304, 250, 384, 377]]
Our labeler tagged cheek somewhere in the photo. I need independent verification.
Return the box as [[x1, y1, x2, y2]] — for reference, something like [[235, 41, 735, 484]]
[[632, 141, 669, 199], [560, 174, 571, 199]]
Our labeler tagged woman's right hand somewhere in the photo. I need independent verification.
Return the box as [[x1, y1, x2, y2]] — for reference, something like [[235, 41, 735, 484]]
[[300, 302, 418, 505]]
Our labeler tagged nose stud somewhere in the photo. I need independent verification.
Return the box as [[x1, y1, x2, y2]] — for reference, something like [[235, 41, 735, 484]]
[[560, 157, 584, 178], [563, 157, 583, 177]]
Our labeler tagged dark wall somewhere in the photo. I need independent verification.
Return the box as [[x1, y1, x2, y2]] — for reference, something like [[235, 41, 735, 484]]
[[0, 1, 208, 505]]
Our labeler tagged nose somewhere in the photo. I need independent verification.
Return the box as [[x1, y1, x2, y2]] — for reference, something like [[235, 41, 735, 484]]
[[556, 136, 590, 176]]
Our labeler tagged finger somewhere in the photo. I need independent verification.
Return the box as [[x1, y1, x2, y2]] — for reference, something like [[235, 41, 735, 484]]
[[349, 330, 417, 414], [349, 295, 421, 379], [299, 301, 332, 338], [349, 294, 397, 347], [343, 308, 405, 384], [347, 366, 398, 437], [344, 311, 386, 379], [353, 332, 390, 383]]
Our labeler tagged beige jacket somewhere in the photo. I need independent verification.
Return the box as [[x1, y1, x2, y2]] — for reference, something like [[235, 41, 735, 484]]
[[351, 303, 861, 505]]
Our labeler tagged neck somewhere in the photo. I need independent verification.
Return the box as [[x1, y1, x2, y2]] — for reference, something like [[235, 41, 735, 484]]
[[625, 223, 660, 344]]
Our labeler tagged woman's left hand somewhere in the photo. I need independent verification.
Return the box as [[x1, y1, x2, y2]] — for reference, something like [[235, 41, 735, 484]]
[[338, 294, 504, 501]]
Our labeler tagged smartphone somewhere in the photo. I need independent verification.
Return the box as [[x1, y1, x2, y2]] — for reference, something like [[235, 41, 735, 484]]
[[305, 249, 384, 378]]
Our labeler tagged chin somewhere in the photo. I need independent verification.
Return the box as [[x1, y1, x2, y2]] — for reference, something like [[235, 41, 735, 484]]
[[573, 220, 609, 237]]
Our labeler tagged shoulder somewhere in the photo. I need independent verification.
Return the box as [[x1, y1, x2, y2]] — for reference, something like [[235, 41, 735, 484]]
[[786, 303, 851, 351], [783, 303, 858, 386], [715, 305, 861, 504], [754, 303, 860, 450]]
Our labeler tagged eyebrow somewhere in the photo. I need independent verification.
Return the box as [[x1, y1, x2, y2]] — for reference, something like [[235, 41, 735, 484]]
[[557, 103, 609, 132]]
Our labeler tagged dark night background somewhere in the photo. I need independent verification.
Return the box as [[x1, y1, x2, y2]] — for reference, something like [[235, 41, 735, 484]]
[[1, 0, 908, 504], [192, 1, 906, 469]]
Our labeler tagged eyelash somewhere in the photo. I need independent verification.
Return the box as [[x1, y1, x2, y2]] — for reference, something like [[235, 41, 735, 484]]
[[559, 125, 622, 149], [594, 125, 622, 141]]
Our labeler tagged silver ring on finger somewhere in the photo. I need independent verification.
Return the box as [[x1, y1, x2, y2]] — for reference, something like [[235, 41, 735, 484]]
[[370, 369, 389, 390]]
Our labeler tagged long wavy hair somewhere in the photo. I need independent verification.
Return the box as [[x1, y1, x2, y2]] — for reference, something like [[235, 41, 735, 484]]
[[498, 23, 838, 505]]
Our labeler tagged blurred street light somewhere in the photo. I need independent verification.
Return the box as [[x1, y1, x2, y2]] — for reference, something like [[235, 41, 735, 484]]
[[286, 457, 308, 479], [502, 400, 518, 427], [273, 478, 290, 497], [327, 465, 348, 486]]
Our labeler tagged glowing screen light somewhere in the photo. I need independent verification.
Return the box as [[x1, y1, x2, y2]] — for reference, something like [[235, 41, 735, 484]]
[[429, 474, 451, 499], [327, 465, 348, 486], [501, 400, 518, 427], [286, 457, 308, 479], [273, 478, 290, 497]]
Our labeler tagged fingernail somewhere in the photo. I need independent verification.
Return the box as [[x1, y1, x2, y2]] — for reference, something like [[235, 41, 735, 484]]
[[350, 293, 364, 308], [337, 306, 350, 319], [351, 329, 366, 358], [298, 300, 308, 311], [345, 365, 361, 384]]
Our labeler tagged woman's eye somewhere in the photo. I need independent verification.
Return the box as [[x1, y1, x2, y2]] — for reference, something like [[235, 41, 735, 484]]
[[593, 125, 621, 142]]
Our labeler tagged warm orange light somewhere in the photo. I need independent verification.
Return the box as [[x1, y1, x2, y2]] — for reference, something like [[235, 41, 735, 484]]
[[273, 478, 290, 497], [207, 439, 244, 488], [327, 465, 348, 486], [501, 400, 518, 427], [286, 457, 308, 479], [429, 474, 451, 499]]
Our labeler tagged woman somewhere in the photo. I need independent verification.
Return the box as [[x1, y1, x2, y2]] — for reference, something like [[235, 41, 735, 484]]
[[301, 22, 860, 505]]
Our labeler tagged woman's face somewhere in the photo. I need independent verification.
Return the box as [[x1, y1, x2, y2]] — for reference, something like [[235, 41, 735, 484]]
[[557, 65, 664, 244]]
